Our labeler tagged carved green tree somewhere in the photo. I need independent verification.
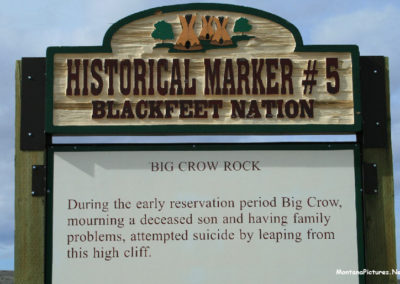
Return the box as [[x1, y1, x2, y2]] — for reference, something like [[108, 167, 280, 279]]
[[151, 20, 174, 43], [234, 17, 252, 35]]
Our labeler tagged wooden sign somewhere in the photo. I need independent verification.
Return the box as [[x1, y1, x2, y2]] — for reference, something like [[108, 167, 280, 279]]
[[46, 3, 361, 134], [15, 5, 397, 284]]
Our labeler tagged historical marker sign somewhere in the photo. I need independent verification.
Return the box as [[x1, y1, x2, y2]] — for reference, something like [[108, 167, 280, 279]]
[[39, 4, 368, 284], [16, 3, 398, 284], [46, 3, 360, 134]]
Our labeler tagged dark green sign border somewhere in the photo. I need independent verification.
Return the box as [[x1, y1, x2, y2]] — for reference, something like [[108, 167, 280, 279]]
[[45, 143, 365, 283], [46, 3, 361, 135]]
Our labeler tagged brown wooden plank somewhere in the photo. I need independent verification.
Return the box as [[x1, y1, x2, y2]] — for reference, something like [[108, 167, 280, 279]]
[[363, 57, 397, 284], [14, 60, 45, 284]]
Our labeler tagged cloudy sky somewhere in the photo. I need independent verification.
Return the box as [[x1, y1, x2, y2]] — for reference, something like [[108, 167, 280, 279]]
[[1, 0, 399, 271]]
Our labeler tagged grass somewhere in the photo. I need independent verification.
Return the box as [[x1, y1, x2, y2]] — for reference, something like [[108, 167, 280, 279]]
[[153, 35, 255, 53]]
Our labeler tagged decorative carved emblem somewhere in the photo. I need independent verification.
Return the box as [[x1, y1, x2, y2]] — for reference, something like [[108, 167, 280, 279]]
[[152, 15, 254, 52], [199, 16, 215, 40]]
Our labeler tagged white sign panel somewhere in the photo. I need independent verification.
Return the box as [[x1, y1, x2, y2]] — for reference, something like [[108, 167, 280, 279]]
[[51, 148, 361, 283]]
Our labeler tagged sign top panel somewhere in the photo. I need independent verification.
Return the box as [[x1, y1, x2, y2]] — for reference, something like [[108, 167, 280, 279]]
[[46, 3, 361, 135]]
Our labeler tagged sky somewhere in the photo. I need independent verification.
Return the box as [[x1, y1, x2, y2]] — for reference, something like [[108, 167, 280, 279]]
[[1, 0, 399, 272]]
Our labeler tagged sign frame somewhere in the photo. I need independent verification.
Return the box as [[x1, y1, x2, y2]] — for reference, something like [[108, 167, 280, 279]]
[[15, 4, 397, 283], [45, 142, 366, 283], [45, 3, 361, 135]]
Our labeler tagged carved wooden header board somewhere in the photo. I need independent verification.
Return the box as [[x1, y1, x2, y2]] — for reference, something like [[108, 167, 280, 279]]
[[46, 3, 361, 134]]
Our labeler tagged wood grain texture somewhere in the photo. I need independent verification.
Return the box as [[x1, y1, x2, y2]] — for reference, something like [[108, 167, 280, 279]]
[[14, 61, 45, 284], [363, 58, 396, 284], [51, 10, 355, 127]]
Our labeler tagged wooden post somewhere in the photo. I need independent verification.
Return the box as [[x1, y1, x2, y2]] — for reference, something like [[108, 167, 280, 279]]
[[15, 60, 46, 284], [361, 57, 397, 283]]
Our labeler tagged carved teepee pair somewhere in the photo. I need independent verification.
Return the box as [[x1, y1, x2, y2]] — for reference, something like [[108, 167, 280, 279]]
[[175, 15, 233, 50]]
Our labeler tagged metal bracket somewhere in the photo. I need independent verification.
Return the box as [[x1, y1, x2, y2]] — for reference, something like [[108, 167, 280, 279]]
[[359, 56, 388, 148], [32, 165, 46, 197], [21, 57, 46, 150], [362, 163, 378, 194]]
